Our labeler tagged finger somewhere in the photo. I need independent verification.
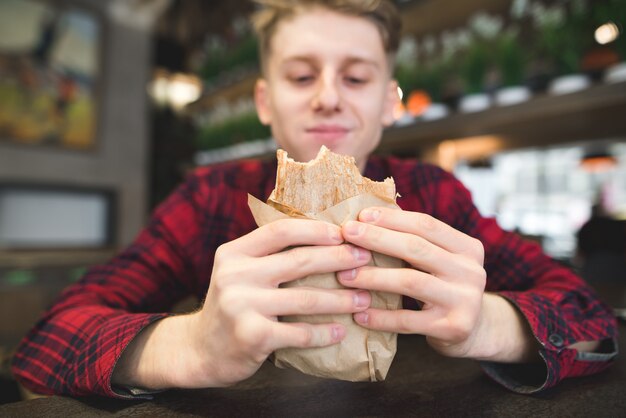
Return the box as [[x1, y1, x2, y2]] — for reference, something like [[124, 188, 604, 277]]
[[256, 287, 371, 316], [226, 218, 343, 257], [256, 244, 371, 287], [336, 266, 454, 306], [267, 322, 346, 351], [358, 207, 484, 262], [354, 308, 447, 337], [342, 221, 447, 274], [342, 221, 485, 281]]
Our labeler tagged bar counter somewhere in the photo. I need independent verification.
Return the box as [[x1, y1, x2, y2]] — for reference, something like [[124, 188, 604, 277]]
[[1, 322, 624, 417]]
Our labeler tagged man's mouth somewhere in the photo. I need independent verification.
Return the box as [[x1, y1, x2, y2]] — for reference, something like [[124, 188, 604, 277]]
[[305, 125, 350, 141]]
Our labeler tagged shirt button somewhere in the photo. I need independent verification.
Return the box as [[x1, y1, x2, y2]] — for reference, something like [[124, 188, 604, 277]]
[[548, 333, 564, 347]]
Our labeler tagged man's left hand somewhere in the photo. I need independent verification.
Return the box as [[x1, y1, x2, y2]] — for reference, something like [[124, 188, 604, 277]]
[[337, 206, 538, 362]]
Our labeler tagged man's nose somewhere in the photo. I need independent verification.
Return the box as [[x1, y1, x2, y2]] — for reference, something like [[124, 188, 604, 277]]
[[311, 73, 341, 113]]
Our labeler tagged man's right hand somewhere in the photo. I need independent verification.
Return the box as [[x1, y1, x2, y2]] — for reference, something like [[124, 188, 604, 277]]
[[112, 219, 372, 390]]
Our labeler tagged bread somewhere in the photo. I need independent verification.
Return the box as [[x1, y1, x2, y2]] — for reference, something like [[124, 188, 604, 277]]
[[268, 146, 396, 215]]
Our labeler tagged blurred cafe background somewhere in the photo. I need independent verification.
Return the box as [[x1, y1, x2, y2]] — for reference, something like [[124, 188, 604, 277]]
[[1, 0, 625, 403]]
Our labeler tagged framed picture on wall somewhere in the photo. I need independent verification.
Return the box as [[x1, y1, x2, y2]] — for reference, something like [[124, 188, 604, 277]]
[[0, 183, 116, 250], [0, 0, 101, 150]]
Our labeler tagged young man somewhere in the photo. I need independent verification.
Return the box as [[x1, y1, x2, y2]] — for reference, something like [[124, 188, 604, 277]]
[[12, 0, 617, 398]]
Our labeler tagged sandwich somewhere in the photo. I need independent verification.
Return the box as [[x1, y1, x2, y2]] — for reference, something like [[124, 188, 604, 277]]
[[248, 146, 403, 381]]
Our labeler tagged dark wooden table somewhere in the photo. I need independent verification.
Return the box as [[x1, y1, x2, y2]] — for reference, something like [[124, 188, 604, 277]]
[[1, 323, 624, 417]]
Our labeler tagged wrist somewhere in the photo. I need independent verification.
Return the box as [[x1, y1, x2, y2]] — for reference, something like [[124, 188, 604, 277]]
[[112, 313, 204, 390], [159, 313, 205, 388], [470, 293, 541, 363]]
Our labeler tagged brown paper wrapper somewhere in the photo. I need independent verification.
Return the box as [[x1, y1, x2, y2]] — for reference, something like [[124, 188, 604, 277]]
[[248, 193, 403, 382]]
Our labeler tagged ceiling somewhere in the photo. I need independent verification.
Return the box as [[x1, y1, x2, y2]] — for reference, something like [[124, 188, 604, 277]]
[[153, 0, 511, 38], [399, 0, 510, 39], [154, 0, 255, 50], [151, 0, 511, 71]]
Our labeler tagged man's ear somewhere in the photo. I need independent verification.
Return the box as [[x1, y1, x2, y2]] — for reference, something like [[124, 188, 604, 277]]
[[381, 79, 399, 127], [254, 78, 272, 125]]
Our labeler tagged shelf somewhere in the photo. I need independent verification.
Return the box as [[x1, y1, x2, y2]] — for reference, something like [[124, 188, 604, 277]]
[[0, 249, 116, 269], [192, 81, 626, 165], [378, 81, 626, 155]]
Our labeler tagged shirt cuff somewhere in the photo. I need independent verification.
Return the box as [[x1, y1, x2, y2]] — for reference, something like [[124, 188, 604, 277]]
[[94, 312, 171, 399], [479, 291, 618, 394], [111, 384, 165, 399]]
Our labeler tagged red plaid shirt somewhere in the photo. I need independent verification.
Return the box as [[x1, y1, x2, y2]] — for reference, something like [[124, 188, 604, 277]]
[[12, 156, 618, 397]]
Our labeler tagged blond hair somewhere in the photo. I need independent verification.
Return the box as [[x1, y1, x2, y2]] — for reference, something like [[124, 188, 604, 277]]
[[251, 0, 401, 73]]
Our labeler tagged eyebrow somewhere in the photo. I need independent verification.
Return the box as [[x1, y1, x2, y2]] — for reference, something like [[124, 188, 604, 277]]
[[281, 55, 381, 71]]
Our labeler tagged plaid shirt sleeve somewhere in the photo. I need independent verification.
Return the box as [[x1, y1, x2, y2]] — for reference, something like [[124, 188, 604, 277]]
[[427, 166, 619, 393], [10, 173, 211, 398]]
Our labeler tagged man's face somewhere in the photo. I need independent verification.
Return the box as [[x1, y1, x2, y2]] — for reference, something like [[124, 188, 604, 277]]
[[255, 8, 398, 171]]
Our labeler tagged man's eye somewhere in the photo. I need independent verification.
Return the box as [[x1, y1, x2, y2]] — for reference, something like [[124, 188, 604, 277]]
[[290, 75, 314, 84], [345, 76, 367, 85]]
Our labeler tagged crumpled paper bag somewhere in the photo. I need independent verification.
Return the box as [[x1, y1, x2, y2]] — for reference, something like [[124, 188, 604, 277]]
[[248, 193, 403, 382]]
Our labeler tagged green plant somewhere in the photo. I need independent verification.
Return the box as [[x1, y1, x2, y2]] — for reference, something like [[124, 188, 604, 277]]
[[496, 29, 526, 87], [461, 41, 490, 94], [195, 112, 271, 151], [394, 63, 423, 97], [422, 61, 448, 102], [534, 2, 594, 75], [199, 35, 259, 85], [395, 59, 447, 103]]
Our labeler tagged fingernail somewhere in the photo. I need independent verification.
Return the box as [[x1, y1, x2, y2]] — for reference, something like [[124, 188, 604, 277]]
[[360, 208, 380, 222], [332, 325, 346, 341], [354, 291, 370, 308], [344, 221, 364, 236], [351, 246, 369, 261], [354, 311, 369, 324], [328, 225, 342, 243], [338, 268, 357, 281]]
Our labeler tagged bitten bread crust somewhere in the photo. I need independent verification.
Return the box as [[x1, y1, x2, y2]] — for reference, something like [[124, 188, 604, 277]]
[[268, 146, 396, 215]]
